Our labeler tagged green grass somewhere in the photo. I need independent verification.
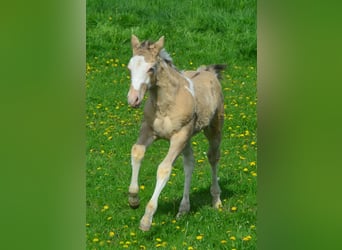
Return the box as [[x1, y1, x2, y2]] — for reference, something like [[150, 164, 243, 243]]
[[86, 0, 256, 249]]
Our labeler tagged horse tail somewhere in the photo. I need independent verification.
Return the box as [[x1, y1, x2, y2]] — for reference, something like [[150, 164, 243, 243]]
[[197, 64, 227, 80]]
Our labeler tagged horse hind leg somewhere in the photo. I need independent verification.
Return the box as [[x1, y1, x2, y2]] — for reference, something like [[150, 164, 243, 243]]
[[177, 142, 195, 218], [204, 114, 223, 209]]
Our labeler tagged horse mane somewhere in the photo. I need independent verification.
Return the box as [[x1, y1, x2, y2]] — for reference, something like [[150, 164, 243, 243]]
[[159, 49, 173, 64]]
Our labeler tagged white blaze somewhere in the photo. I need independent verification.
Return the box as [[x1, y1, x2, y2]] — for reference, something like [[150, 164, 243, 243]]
[[128, 55, 153, 90]]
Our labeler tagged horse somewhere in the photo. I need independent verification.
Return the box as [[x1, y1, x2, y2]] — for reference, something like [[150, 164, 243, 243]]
[[127, 35, 226, 231]]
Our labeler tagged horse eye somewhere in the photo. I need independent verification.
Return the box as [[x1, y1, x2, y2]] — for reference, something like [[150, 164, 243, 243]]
[[147, 67, 155, 74]]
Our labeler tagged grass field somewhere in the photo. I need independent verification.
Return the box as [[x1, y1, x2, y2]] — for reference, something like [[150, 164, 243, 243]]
[[86, 0, 256, 249]]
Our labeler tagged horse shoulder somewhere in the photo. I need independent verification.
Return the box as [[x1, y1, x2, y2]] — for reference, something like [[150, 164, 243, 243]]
[[152, 87, 195, 139]]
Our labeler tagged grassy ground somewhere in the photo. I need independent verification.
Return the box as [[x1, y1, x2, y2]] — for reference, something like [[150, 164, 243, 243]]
[[86, 0, 256, 249]]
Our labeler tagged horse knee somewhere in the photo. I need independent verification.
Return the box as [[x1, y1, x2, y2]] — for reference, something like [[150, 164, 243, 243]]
[[157, 165, 171, 180], [131, 144, 146, 162]]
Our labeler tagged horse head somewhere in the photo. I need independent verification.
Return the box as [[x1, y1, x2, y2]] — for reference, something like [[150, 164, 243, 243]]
[[127, 35, 164, 108]]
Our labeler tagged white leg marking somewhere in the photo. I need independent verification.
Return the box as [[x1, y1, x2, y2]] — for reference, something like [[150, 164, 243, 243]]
[[129, 144, 146, 208]]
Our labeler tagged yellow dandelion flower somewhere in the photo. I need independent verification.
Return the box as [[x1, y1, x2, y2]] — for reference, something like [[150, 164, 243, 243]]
[[196, 235, 203, 240], [140, 185, 145, 190], [221, 240, 227, 244], [243, 235, 252, 241], [251, 172, 257, 177], [188, 247, 194, 250], [239, 155, 246, 160], [231, 206, 237, 212], [243, 168, 249, 172], [109, 231, 115, 237], [156, 238, 162, 242], [250, 225, 256, 229], [251, 141, 256, 145], [197, 159, 205, 163], [130, 232, 136, 236], [93, 238, 99, 243], [140, 245, 146, 250], [103, 205, 109, 210], [171, 219, 176, 224], [107, 216, 112, 220], [250, 161, 256, 166], [230, 236, 236, 241], [192, 141, 197, 145]]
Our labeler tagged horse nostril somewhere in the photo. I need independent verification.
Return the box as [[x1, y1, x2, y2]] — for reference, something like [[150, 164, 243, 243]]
[[133, 97, 140, 107]]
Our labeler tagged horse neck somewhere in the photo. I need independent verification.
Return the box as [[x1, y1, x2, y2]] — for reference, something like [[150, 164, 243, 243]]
[[149, 61, 183, 112]]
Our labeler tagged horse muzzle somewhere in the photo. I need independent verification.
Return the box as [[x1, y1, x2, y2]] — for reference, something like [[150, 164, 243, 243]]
[[127, 84, 147, 108]]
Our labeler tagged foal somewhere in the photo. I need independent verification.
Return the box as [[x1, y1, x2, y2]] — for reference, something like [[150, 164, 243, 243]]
[[127, 35, 226, 231]]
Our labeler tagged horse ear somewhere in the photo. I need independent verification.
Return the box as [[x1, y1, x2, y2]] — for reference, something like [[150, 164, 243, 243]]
[[154, 36, 164, 52], [131, 34, 140, 50]]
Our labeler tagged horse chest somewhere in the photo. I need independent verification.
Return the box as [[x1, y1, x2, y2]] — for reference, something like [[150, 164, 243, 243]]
[[152, 116, 175, 138]]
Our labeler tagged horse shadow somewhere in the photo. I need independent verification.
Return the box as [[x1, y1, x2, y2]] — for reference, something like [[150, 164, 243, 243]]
[[156, 177, 234, 216]]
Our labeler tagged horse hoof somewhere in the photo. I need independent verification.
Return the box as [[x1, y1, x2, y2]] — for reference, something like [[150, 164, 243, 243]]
[[139, 223, 151, 231], [128, 194, 140, 209], [213, 199, 222, 209], [176, 210, 189, 219], [139, 217, 152, 231]]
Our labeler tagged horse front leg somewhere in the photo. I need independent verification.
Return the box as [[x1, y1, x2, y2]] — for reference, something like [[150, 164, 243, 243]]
[[139, 128, 190, 231], [128, 122, 155, 208]]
